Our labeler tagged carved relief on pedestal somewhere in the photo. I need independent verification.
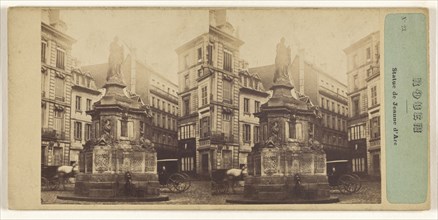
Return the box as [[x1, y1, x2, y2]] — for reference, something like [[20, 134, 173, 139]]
[[145, 153, 156, 173], [314, 154, 326, 174], [94, 150, 110, 173], [263, 150, 279, 176], [132, 153, 144, 173], [300, 154, 313, 174]]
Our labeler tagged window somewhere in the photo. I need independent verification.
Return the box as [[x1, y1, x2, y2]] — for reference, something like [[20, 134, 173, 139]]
[[163, 116, 166, 129], [243, 124, 251, 142], [321, 114, 325, 126], [55, 77, 64, 101], [157, 98, 160, 109], [353, 74, 359, 90], [327, 115, 331, 128], [152, 97, 155, 107], [200, 117, 210, 138], [353, 54, 358, 68], [332, 117, 336, 130], [289, 121, 296, 139], [54, 110, 64, 133], [184, 74, 189, 89], [223, 50, 233, 72], [75, 96, 81, 111], [121, 120, 128, 137], [201, 86, 208, 106], [371, 86, 378, 106], [326, 100, 330, 110], [197, 47, 202, 63], [87, 99, 92, 111], [74, 121, 82, 140], [337, 104, 340, 114], [352, 96, 360, 117], [254, 101, 261, 113], [338, 119, 341, 130], [184, 54, 189, 68], [162, 101, 165, 111], [85, 124, 92, 141], [370, 117, 380, 139], [183, 96, 190, 116], [222, 113, 232, 137], [342, 106, 345, 115], [321, 98, 325, 108], [168, 118, 171, 130], [366, 47, 371, 61], [206, 44, 213, 65], [41, 71, 47, 97], [254, 126, 260, 143], [243, 98, 250, 113], [223, 80, 232, 103], [56, 48, 65, 69], [41, 103, 47, 128], [332, 102, 335, 112], [41, 41, 47, 63]]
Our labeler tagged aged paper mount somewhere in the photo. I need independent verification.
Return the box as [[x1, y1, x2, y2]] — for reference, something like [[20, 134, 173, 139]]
[[7, 7, 431, 210]]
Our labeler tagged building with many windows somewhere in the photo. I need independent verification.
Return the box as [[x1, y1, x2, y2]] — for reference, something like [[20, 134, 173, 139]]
[[82, 54, 179, 161], [70, 67, 101, 165], [41, 9, 76, 166], [176, 10, 244, 175], [250, 51, 349, 161], [344, 31, 380, 177], [238, 67, 269, 167]]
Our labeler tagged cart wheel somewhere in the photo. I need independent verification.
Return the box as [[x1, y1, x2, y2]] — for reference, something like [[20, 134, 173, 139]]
[[41, 177, 49, 191], [337, 174, 358, 194], [167, 173, 189, 193], [349, 174, 362, 192], [219, 183, 229, 194], [49, 178, 60, 191]]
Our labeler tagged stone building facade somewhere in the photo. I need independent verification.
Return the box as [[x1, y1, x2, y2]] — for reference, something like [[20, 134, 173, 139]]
[[238, 68, 269, 167], [41, 9, 76, 166], [344, 31, 380, 177], [70, 68, 101, 165], [176, 10, 244, 175]]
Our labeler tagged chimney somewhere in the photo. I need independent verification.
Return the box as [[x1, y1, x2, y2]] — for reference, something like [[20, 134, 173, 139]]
[[214, 10, 227, 27], [298, 49, 305, 95], [130, 48, 137, 94], [48, 9, 67, 32]]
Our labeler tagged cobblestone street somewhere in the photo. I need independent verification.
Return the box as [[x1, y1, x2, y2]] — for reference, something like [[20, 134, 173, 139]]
[[41, 179, 381, 205]]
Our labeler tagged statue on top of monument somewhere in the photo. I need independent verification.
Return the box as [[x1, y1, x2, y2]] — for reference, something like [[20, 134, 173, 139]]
[[107, 37, 124, 83], [274, 37, 292, 84]]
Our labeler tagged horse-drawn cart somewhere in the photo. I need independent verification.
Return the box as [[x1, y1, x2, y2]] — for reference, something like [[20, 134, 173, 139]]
[[327, 160, 362, 194], [157, 159, 191, 193], [41, 164, 60, 191]]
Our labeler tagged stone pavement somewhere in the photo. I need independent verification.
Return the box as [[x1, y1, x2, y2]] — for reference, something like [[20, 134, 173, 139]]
[[41, 179, 381, 205]]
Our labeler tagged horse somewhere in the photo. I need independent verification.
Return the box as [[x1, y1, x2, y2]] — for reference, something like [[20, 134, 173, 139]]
[[56, 163, 79, 190], [225, 167, 248, 194]]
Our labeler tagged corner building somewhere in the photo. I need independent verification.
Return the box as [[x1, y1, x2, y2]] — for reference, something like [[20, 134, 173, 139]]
[[344, 31, 380, 177], [41, 9, 76, 166], [176, 10, 244, 176]]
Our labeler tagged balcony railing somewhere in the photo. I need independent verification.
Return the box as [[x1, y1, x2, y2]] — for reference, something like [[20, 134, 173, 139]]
[[150, 85, 178, 103], [211, 131, 234, 143], [55, 96, 65, 102], [41, 128, 66, 140]]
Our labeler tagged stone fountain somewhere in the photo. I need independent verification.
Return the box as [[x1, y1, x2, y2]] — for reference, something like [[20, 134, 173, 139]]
[[227, 38, 338, 204], [58, 38, 168, 202]]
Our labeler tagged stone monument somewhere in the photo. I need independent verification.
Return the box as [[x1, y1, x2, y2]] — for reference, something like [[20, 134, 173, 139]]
[[227, 38, 338, 204], [58, 38, 168, 202]]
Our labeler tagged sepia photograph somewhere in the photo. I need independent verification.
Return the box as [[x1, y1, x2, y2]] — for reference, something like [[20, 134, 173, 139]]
[[37, 8, 385, 205]]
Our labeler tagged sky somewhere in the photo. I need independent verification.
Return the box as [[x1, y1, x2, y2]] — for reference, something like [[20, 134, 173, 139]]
[[61, 8, 380, 84]]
